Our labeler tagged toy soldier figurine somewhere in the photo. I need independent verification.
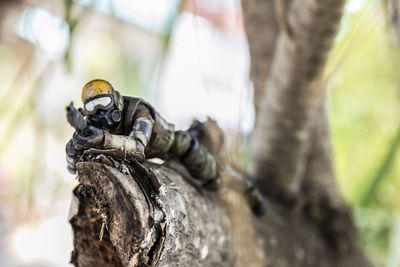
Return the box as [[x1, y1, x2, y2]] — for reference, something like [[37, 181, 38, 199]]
[[66, 79, 219, 189], [66, 79, 266, 214]]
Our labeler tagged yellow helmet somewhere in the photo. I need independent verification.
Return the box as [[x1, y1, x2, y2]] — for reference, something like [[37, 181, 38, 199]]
[[81, 79, 123, 115]]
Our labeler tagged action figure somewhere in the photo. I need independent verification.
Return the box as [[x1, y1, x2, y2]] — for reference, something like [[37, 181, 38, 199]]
[[66, 79, 266, 214], [66, 79, 219, 189]]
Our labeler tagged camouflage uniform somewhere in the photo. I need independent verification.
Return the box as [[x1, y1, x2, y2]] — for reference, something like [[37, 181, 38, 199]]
[[110, 96, 218, 185]]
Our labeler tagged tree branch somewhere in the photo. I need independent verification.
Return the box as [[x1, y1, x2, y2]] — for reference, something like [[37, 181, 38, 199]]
[[69, 154, 235, 267], [251, 0, 346, 198], [241, 0, 278, 119], [69, 154, 373, 267]]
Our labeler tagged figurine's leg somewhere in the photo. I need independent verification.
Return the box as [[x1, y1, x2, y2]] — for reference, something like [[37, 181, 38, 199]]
[[170, 131, 220, 190], [246, 181, 267, 216]]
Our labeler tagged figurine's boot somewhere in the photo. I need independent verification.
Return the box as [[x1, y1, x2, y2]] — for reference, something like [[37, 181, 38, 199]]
[[170, 131, 220, 190], [223, 166, 267, 216], [242, 177, 267, 216]]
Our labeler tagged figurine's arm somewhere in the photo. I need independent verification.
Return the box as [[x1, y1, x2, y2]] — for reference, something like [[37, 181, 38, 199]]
[[102, 104, 154, 161], [131, 104, 154, 153]]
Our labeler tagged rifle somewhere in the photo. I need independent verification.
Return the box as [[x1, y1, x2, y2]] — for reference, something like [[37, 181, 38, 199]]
[[66, 102, 89, 133]]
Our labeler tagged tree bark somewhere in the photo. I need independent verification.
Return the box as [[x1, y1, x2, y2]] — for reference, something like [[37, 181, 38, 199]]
[[69, 153, 235, 267]]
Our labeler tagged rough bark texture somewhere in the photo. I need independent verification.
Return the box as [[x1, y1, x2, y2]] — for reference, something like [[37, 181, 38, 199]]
[[69, 152, 235, 267]]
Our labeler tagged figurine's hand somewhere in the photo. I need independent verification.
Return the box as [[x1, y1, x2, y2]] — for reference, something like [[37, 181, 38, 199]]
[[73, 126, 104, 150], [66, 139, 83, 174], [66, 139, 83, 157]]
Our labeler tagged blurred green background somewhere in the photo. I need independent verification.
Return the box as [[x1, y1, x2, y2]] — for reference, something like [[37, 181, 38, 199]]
[[328, 1, 400, 265], [0, 0, 399, 266]]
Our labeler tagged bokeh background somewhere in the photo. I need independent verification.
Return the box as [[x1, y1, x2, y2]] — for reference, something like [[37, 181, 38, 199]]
[[0, 0, 399, 266]]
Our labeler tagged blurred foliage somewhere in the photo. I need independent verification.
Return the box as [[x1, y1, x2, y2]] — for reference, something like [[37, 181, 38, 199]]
[[327, 1, 400, 265], [63, 0, 87, 70]]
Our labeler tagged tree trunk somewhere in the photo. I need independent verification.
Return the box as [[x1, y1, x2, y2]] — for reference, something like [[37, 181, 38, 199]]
[[242, 0, 373, 266], [246, 0, 345, 198]]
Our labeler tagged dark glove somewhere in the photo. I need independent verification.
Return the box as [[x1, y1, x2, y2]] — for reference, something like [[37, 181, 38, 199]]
[[73, 126, 104, 150], [66, 139, 83, 157], [66, 139, 83, 174]]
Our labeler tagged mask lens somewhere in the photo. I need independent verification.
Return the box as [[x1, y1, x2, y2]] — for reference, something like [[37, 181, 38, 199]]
[[85, 96, 113, 114], [85, 101, 95, 112]]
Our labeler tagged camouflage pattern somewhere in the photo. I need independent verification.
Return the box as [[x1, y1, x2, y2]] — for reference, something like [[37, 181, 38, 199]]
[[145, 113, 175, 158], [180, 138, 218, 182], [113, 95, 219, 184]]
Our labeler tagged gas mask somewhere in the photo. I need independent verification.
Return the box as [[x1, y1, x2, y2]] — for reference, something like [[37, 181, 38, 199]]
[[89, 105, 122, 130], [81, 79, 125, 131]]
